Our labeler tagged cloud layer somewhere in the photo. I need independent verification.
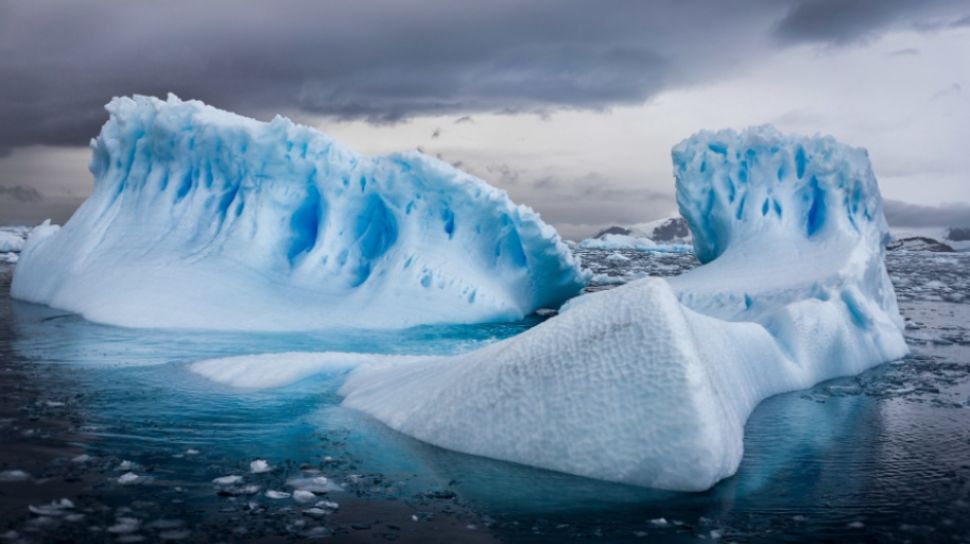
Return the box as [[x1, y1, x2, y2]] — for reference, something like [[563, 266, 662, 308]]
[[1, 0, 967, 153]]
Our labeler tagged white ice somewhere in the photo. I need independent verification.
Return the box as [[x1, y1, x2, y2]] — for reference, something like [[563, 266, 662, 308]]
[[579, 233, 692, 253], [190, 352, 432, 389], [12, 95, 587, 330], [337, 126, 908, 491]]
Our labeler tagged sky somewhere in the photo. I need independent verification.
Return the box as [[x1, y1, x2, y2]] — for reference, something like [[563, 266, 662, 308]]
[[0, 0, 968, 238]]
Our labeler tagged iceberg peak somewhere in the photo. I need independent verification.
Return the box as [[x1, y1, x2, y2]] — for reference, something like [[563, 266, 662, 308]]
[[673, 126, 888, 264]]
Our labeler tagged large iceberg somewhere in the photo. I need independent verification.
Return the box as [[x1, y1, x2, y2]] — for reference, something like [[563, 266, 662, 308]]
[[11, 95, 586, 330], [338, 126, 908, 491]]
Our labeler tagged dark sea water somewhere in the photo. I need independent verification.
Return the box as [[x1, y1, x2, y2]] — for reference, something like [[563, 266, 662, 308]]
[[0, 250, 968, 543]]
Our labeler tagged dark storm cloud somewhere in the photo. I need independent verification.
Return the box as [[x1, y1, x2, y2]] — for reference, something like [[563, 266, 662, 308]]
[[2, 0, 966, 154], [0, 185, 42, 203], [773, 0, 968, 45], [0, 0, 965, 165], [884, 199, 970, 228]]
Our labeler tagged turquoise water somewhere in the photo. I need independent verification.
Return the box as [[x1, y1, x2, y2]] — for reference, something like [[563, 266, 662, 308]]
[[1, 251, 969, 542]]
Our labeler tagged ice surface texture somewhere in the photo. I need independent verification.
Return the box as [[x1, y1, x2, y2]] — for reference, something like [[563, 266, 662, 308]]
[[11, 95, 586, 330], [340, 126, 908, 491]]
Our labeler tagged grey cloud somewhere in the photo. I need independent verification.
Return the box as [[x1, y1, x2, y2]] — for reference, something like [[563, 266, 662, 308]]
[[4, 0, 963, 153], [773, 0, 966, 45], [930, 82, 962, 101], [883, 199, 970, 228], [454, 116, 474, 124], [888, 47, 921, 56], [0, 184, 42, 203], [484, 163, 521, 185]]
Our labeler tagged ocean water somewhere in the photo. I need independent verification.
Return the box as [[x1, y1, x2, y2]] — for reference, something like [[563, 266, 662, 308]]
[[0, 249, 968, 543]]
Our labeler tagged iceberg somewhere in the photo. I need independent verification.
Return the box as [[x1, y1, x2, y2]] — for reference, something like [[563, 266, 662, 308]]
[[0, 228, 27, 253], [339, 126, 907, 491], [11, 95, 586, 330]]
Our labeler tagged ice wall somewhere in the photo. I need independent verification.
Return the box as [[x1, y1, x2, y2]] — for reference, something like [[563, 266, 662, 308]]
[[12, 95, 587, 330], [338, 126, 908, 491]]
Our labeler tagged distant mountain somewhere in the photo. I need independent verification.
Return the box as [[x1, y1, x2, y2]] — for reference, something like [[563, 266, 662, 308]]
[[593, 226, 632, 238], [593, 217, 692, 244], [948, 227, 970, 242], [886, 236, 955, 252], [889, 226, 970, 252]]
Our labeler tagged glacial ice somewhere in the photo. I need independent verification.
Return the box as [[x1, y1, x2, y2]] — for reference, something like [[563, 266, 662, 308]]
[[579, 233, 690, 252], [0, 229, 26, 253], [338, 126, 908, 491], [11, 95, 586, 330]]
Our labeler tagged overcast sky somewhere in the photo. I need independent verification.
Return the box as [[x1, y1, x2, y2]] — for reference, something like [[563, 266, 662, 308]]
[[1, 0, 968, 238]]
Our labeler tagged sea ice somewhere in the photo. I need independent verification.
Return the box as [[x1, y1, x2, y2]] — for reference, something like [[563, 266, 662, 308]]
[[249, 459, 271, 473], [11, 95, 587, 330], [292, 490, 317, 504], [212, 475, 243, 486], [338, 126, 908, 491], [265, 490, 291, 499], [0, 231, 25, 253], [117, 472, 141, 485], [0, 469, 29, 482]]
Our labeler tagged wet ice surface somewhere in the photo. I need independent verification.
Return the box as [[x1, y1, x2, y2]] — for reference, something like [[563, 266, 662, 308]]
[[1, 250, 969, 543]]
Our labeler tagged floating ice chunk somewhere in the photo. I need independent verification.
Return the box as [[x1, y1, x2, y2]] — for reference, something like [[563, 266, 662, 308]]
[[339, 127, 908, 491], [118, 472, 142, 485], [11, 95, 586, 331], [249, 459, 271, 474], [117, 460, 140, 471], [605, 252, 631, 263], [0, 469, 30, 482], [292, 490, 317, 504], [212, 475, 243, 486], [265, 490, 291, 499], [28, 498, 74, 516], [286, 475, 340, 493], [108, 517, 141, 534], [580, 234, 656, 251], [0, 229, 26, 253]]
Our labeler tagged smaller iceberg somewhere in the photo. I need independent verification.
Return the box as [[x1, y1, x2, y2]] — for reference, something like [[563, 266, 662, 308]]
[[12, 95, 586, 330], [339, 126, 908, 491]]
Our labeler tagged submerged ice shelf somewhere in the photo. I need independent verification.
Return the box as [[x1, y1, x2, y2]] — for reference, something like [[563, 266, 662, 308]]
[[12, 95, 586, 330], [337, 126, 908, 491]]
